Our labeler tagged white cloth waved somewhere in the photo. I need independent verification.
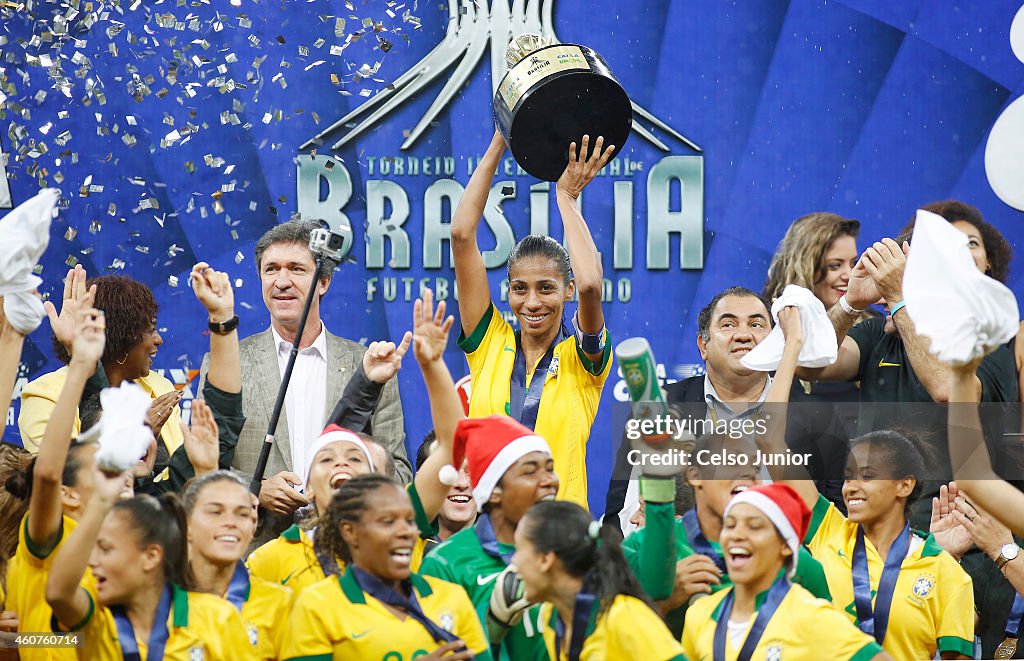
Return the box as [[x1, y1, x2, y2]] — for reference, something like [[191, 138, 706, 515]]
[[740, 285, 838, 371], [92, 382, 154, 473], [0, 189, 59, 334], [903, 209, 1019, 364]]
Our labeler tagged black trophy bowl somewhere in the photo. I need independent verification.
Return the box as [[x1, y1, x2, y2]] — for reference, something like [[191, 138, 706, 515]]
[[493, 44, 632, 182]]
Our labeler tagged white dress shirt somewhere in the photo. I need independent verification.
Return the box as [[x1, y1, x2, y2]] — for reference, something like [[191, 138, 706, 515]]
[[271, 322, 328, 477], [703, 374, 773, 482]]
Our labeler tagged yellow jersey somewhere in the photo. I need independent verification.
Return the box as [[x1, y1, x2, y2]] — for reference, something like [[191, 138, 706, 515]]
[[682, 578, 882, 661], [281, 568, 490, 661], [805, 495, 974, 660], [68, 584, 255, 660], [458, 303, 612, 508], [540, 594, 685, 661], [236, 571, 292, 660], [5, 513, 95, 661], [247, 483, 435, 599], [18, 367, 184, 481]]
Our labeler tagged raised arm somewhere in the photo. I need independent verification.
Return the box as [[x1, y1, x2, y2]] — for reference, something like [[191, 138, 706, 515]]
[[948, 358, 1024, 533], [28, 300, 105, 551], [762, 306, 818, 510], [46, 469, 128, 629], [555, 135, 614, 358], [451, 130, 506, 336], [191, 263, 240, 394], [412, 288, 460, 522]]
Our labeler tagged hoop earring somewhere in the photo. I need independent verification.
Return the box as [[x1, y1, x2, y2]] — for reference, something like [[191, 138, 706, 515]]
[[116, 354, 128, 365]]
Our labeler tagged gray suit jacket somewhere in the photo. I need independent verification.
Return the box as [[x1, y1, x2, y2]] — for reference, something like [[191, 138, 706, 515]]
[[198, 327, 411, 544]]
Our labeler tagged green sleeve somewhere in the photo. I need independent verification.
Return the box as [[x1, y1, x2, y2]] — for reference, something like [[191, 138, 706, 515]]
[[631, 501, 677, 601], [794, 549, 832, 601]]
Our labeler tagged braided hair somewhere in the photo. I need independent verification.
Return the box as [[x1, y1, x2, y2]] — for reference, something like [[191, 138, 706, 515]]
[[522, 500, 653, 618], [314, 474, 397, 574]]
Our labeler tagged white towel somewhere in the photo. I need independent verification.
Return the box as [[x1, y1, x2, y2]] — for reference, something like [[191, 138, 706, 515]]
[[0, 189, 59, 334], [903, 209, 1019, 364], [92, 382, 154, 473], [741, 285, 839, 371]]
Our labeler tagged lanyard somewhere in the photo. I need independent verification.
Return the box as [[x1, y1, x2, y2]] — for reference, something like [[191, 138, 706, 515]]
[[349, 566, 463, 646], [224, 562, 250, 611], [852, 523, 911, 644], [712, 577, 791, 661], [510, 329, 562, 430], [111, 584, 173, 661], [1006, 593, 1024, 637], [474, 513, 514, 566], [682, 509, 727, 573], [553, 589, 597, 661]]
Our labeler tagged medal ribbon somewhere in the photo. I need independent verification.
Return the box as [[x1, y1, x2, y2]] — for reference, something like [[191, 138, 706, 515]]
[[349, 566, 463, 646], [474, 513, 514, 566], [110, 583, 173, 661], [1005, 593, 1024, 638], [510, 328, 563, 431], [553, 586, 597, 661], [712, 576, 791, 661], [224, 562, 251, 611], [852, 523, 911, 644], [683, 509, 727, 573]]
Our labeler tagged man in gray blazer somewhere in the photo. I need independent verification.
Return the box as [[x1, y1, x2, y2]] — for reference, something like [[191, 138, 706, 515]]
[[199, 219, 410, 544]]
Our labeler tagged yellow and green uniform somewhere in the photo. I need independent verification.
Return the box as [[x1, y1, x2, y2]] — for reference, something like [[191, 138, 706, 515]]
[[622, 501, 831, 637], [419, 518, 547, 661], [64, 583, 255, 660], [805, 494, 974, 660], [281, 567, 491, 661], [5, 514, 96, 661], [458, 303, 612, 508], [682, 576, 882, 661], [233, 570, 293, 660], [540, 594, 686, 661], [247, 483, 435, 598]]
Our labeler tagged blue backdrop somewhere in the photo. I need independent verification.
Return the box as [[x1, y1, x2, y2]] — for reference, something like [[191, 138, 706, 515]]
[[3, 0, 1024, 515]]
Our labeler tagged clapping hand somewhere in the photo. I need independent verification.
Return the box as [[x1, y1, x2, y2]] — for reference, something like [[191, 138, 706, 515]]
[[412, 288, 454, 367], [556, 135, 616, 199], [181, 399, 219, 475], [45, 265, 98, 352], [929, 482, 973, 560], [190, 262, 235, 324], [146, 390, 183, 441], [362, 333, 413, 385]]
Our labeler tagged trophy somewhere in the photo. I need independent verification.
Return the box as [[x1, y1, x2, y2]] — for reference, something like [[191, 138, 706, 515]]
[[494, 34, 632, 182]]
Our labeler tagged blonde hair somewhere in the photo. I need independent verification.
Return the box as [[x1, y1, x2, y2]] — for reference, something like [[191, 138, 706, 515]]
[[763, 212, 860, 302]]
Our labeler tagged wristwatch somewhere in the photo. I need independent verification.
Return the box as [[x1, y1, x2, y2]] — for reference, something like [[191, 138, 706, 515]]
[[996, 542, 1020, 570], [208, 315, 239, 335]]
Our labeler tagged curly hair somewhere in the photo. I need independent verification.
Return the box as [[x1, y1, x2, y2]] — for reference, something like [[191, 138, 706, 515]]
[[52, 275, 158, 365], [0, 443, 31, 592], [898, 200, 1012, 283], [763, 212, 861, 303], [314, 474, 398, 574]]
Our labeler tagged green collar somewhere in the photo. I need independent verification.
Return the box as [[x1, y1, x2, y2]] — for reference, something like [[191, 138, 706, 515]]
[[337, 566, 433, 605], [711, 570, 787, 622], [280, 524, 305, 543], [915, 529, 944, 558], [171, 583, 189, 628]]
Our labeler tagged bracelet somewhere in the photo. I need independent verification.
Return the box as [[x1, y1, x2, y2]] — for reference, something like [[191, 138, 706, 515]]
[[208, 315, 239, 335], [889, 300, 906, 317], [838, 295, 863, 316]]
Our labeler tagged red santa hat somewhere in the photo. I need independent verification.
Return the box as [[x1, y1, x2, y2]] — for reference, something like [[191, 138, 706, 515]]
[[303, 424, 376, 491], [450, 415, 552, 511], [723, 484, 811, 575]]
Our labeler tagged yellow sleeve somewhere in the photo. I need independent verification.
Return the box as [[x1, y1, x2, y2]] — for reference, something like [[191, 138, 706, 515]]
[[804, 493, 847, 556], [451, 584, 489, 656], [458, 303, 507, 372], [18, 371, 78, 454], [245, 540, 280, 585], [606, 597, 686, 661], [936, 565, 975, 657], [572, 328, 614, 381], [281, 586, 336, 660], [809, 599, 884, 661]]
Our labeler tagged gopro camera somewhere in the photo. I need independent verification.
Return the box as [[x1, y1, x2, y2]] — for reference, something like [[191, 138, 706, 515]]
[[308, 227, 345, 263]]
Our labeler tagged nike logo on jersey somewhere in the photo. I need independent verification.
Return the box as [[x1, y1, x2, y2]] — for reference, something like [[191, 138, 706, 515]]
[[878, 358, 901, 367], [352, 629, 372, 639], [477, 572, 501, 586], [504, 346, 515, 352]]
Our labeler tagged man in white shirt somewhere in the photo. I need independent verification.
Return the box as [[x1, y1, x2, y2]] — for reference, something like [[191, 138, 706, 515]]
[[198, 219, 410, 544]]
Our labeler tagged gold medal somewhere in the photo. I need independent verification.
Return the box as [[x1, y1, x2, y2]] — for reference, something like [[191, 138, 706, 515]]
[[996, 636, 1018, 659]]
